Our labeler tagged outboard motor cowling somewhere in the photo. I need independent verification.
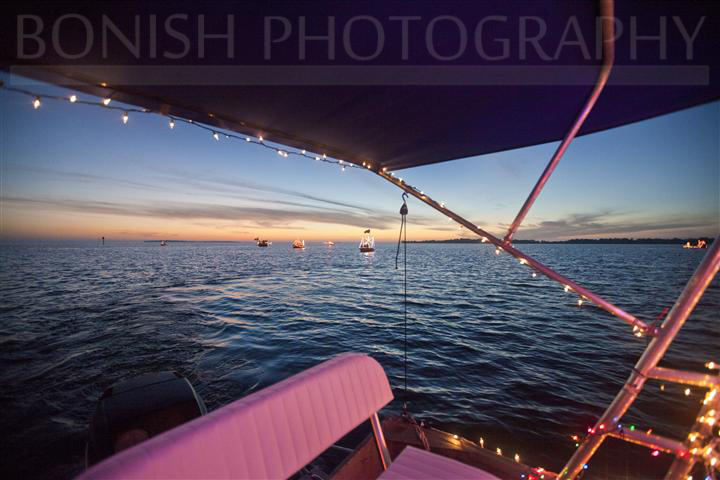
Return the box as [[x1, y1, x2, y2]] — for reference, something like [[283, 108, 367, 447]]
[[86, 371, 206, 467]]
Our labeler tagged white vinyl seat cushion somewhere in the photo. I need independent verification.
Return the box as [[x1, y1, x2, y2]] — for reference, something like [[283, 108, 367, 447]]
[[379, 446, 502, 480], [78, 353, 393, 479]]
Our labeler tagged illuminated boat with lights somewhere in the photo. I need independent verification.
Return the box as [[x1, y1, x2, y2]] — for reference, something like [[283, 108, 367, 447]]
[[2, 0, 719, 478], [360, 229, 376, 253], [255, 238, 271, 247], [292, 239, 305, 249], [159, 240, 167, 246], [683, 240, 707, 249]]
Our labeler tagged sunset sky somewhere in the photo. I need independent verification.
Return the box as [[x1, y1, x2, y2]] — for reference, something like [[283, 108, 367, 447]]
[[1, 73, 718, 242]]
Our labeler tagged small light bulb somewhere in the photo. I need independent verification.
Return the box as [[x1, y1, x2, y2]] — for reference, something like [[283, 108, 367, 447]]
[[532, 272, 537, 278], [122, 111, 129, 124], [578, 299, 583, 306], [480, 437, 484, 447], [685, 388, 691, 396], [660, 384, 665, 391], [651, 450, 659, 457], [341, 166, 345, 172], [495, 248, 500, 255], [519, 258, 527, 265], [453, 434, 458, 439], [323, 153, 327, 159], [301, 149, 306, 154], [32, 97, 41, 109], [707, 361, 717, 370], [315, 156, 320, 161], [564, 285, 570, 293], [69, 94, 77, 103], [496, 447, 502, 456], [258, 135, 264, 142], [102, 98, 111, 106], [213, 132, 220, 141], [245, 137, 251, 142], [514, 453, 520, 462], [399, 178, 403, 182]]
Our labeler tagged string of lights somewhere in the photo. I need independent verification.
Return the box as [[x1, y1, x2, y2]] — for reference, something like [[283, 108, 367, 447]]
[[566, 361, 719, 478], [2, 79, 657, 341], [0, 80, 360, 172], [373, 168, 655, 339]]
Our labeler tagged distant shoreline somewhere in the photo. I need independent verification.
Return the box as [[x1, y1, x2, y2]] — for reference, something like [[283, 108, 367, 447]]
[[135, 238, 716, 245], [407, 237, 714, 245]]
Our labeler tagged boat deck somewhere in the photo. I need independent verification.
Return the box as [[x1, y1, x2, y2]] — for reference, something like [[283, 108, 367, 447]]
[[331, 415, 556, 480]]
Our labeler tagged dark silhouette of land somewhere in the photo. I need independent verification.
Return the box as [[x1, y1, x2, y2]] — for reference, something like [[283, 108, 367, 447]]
[[408, 237, 714, 245]]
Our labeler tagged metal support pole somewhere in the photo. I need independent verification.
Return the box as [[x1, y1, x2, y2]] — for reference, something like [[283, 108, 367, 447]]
[[559, 235, 720, 479], [375, 169, 649, 333], [663, 388, 720, 479], [503, 0, 615, 244], [606, 429, 688, 455], [371, 412, 392, 470], [648, 367, 720, 388]]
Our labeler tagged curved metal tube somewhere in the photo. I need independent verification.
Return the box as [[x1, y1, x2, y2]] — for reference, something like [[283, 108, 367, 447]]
[[504, 0, 616, 244]]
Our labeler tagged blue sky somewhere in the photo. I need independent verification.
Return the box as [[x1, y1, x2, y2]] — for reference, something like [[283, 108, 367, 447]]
[[1, 72, 718, 241]]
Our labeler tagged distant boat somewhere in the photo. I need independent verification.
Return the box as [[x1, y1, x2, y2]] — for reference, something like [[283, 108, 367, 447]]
[[255, 238, 271, 247], [160, 240, 167, 246], [683, 239, 707, 249], [359, 229, 375, 252], [325, 241, 335, 247], [292, 239, 305, 249]]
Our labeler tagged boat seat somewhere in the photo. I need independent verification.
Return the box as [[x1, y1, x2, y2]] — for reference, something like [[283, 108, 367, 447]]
[[379, 446, 502, 480], [79, 353, 393, 479]]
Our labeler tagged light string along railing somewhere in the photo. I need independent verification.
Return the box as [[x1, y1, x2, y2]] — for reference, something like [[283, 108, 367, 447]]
[[374, 168, 654, 339], [0, 81, 360, 173], [3, 79, 654, 339], [566, 362, 719, 467]]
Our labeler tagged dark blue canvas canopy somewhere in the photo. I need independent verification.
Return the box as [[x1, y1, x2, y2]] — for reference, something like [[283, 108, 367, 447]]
[[1, 1, 718, 170]]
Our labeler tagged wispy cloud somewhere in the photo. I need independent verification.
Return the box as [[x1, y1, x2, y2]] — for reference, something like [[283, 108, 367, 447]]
[[1, 196, 401, 230], [4, 163, 164, 192], [511, 210, 718, 240], [150, 169, 376, 213]]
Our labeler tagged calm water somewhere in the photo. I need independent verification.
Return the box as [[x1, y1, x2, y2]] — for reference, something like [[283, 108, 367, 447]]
[[0, 242, 717, 479]]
